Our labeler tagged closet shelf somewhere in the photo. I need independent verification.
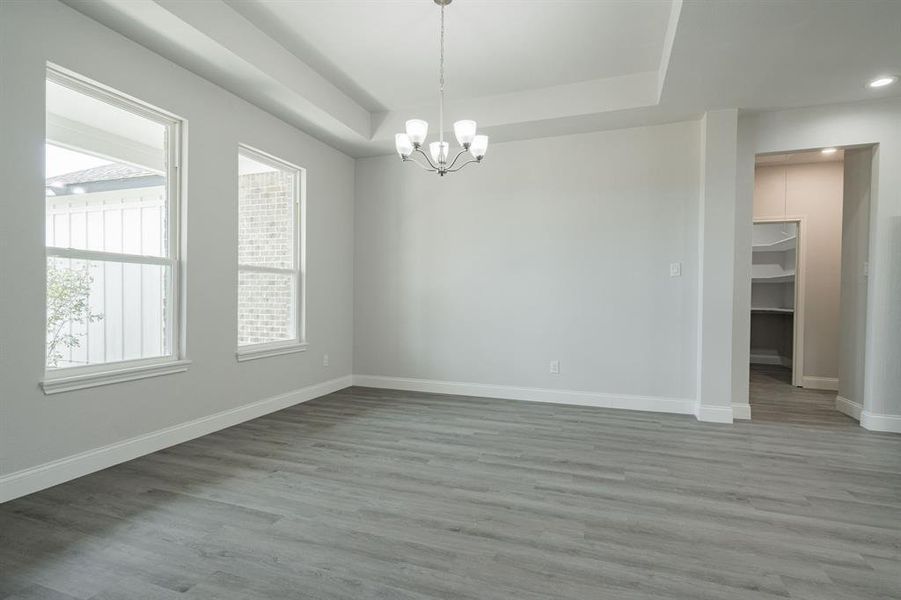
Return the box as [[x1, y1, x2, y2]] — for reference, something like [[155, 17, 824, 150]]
[[751, 307, 794, 314], [752, 235, 796, 252], [752, 270, 795, 283]]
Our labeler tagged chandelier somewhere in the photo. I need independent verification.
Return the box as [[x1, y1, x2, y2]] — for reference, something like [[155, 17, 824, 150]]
[[394, 0, 488, 176]]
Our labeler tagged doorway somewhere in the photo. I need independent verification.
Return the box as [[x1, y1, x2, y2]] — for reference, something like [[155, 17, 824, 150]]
[[748, 147, 868, 425]]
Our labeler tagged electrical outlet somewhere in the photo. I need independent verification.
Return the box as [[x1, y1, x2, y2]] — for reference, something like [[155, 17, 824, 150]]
[[549, 360, 560, 375], [669, 262, 682, 277], [322, 354, 329, 367]]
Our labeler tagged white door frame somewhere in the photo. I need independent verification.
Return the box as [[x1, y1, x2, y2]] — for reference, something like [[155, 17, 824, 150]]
[[752, 215, 807, 388]]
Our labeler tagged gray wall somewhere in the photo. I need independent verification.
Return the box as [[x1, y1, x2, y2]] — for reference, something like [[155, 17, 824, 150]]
[[838, 148, 872, 406], [0, 1, 355, 475], [354, 122, 700, 401]]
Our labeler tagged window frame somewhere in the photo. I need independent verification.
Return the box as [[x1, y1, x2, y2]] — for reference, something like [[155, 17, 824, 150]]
[[41, 65, 188, 394], [235, 144, 306, 362]]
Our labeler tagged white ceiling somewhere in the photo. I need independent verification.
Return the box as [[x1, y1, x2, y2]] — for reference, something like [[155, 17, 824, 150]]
[[661, 1, 901, 112], [224, 0, 672, 111], [238, 152, 277, 176], [47, 80, 165, 149], [62, 0, 901, 157]]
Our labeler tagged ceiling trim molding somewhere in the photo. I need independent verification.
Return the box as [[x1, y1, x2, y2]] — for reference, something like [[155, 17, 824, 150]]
[[59, 0, 901, 158], [656, 0, 684, 102], [372, 72, 660, 144], [62, 0, 374, 152]]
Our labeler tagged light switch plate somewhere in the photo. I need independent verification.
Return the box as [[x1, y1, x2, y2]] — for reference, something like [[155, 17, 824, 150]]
[[670, 262, 682, 277]]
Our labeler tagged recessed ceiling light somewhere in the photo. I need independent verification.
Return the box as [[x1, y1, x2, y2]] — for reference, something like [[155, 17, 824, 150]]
[[821, 148, 837, 155], [868, 75, 897, 88]]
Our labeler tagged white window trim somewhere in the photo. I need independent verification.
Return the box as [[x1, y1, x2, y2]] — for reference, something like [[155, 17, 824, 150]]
[[236, 341, 308, 362], [41, 65, 186, 394], [41, 359, 192, 395], [236, 144, 306, 361]]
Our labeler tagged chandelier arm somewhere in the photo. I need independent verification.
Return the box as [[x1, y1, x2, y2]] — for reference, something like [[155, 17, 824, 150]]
[[413, 146, 439, 170], [446, 147, 469, 171], [447, 158, 481, 173], [405, 156, 437, 172]]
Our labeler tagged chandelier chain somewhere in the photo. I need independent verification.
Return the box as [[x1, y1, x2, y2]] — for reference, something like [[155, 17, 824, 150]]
[[395, 0, 486, 176], [439, 3, 445, 144]]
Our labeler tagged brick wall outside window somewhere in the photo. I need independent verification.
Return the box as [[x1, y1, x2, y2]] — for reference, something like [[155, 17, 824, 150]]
[[238, 170, 296, 345]]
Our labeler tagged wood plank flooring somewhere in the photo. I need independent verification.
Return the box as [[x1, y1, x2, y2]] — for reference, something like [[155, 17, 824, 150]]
[[749, 365, 854, 426], [2, 382, 900, 599]]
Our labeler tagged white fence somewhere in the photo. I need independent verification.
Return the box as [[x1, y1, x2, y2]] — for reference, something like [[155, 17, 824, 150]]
[[46, 187, 169, 368]]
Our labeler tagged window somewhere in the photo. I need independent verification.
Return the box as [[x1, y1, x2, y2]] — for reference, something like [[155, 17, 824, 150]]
[[42, 67, 185, 393], [236, 146, 305, 360]]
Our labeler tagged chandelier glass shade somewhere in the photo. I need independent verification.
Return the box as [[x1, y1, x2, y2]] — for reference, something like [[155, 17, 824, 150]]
[[395, 0, 488, 176]]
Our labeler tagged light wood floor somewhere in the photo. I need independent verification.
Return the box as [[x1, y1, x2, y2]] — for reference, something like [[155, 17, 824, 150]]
[[2, 382, 900, 599]]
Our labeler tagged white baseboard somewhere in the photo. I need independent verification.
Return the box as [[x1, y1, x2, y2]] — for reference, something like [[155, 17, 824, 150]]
[[694, 404, 734, 423], [835, 395, 862, 420], [749, 353, 792, 368], [353, 374, 697, 416], [732, 403, 752, 420], [0, 375, 353, 504], [802, 376, 839, 391], [860, 411, 901, 434]]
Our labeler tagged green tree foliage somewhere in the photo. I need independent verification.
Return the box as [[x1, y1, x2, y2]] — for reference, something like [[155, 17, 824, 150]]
[[46, 259, 103, 368]]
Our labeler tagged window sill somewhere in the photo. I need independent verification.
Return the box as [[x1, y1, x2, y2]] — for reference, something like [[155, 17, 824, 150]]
[[41, 359, 191, 395], [236, 342, 308, 362]]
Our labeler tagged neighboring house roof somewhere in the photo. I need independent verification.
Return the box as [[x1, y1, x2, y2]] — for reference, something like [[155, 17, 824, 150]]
[[47, 163, 158, 187], [46, 163, 164, 197]]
